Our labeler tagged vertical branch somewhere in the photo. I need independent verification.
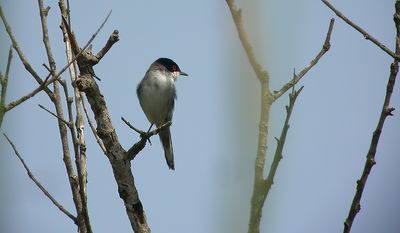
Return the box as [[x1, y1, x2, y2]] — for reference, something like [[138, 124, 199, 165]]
[[0, 46, 13, 127], [58, 1, 91, 232], [226, 1, 334, 232], [265, 85, 304, 194], [37, 0, 90, 232], [248, 83, 271, 233], [342, 2, 400, 233], [1, 46, 12, 106], [226, 2, 273, 232]]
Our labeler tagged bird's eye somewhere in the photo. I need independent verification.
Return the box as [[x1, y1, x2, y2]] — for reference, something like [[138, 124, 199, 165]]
[[172, 65, 177, 72]]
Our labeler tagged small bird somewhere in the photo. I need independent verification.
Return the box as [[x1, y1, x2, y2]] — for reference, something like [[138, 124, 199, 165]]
[[137, 58, 188, 170]]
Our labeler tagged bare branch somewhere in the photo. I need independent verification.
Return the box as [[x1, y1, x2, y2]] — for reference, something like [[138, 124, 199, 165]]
[[264, 85, 303, 195], [42, 63, 52, 73], [121, 117, 146, 135], [95, 30, 119, 62], [0, 46, 13, 127], [5, 46, 13, 81], [1, 46, 13, 106], [343, 2, 400, 232], [59, 1, 150, 231], [60, 9, 113, 82], [75, 75, 151, 232], [226, 2, 333, 233], [273, 18, 334, 101], [56, 1, 93, 232], [38, 104, 69, 125], [226, 0, 270, 85], [60, 10, 92, 231], [124, 120, 173, 161], [0, 5, 52, 96], [82, 95, 106, 153], [61, 10, 112, 60], [5, 74, 51, 111], [0, 5, 115, 116], [3, 133, 77, 222], [322, 0, 399, 61]]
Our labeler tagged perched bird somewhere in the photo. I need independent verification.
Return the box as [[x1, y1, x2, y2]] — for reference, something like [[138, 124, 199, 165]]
[[137, 58, 188, 170]]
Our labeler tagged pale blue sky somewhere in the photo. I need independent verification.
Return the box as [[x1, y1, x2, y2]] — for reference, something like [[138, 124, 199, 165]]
[[1, 1, 399, 233]]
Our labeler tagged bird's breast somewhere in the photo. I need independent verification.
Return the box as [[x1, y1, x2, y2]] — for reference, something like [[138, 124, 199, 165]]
[[138, 73, 175, 126]]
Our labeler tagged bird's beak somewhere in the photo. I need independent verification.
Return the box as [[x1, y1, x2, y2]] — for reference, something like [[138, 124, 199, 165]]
[[180, 71, 189, 76]]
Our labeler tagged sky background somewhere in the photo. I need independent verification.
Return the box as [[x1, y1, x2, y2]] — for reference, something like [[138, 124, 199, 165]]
[[0, 0, 399, 233]]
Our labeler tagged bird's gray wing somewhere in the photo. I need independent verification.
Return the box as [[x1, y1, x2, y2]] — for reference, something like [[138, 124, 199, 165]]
[[165, 84, 176, 122]]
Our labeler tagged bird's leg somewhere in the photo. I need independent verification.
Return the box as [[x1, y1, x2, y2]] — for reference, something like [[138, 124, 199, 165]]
[[147, 124, 154, 133], [146, 124, 154, 145]]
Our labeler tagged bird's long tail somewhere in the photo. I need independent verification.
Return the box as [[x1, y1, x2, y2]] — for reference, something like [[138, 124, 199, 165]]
[[159, 127, 174, 170]]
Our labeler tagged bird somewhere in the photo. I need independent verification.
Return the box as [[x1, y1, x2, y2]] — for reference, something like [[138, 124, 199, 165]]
[[137, 58, 188, 170]]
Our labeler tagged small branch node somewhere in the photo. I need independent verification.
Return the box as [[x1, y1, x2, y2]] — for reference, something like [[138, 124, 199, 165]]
[[367, 157, 376, 166], [384, 107, 395, 116], [42, 6, 50, 17], [67, 96, 74, 104], [355, 203, 361, 213]]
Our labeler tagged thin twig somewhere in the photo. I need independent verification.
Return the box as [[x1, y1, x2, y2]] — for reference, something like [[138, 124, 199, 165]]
[[342, 2, 400, 233], [3, 133, 77, 222], [273, 18, 334, 101], [121, 117, 146, 135], [1, 46, 13, 106], [5, 46, 13, 81], [82, 95, 106, 153], [0, 46, 13, 127], [60, 9, 113, 83], [66, 0, 71, 26], [5, 74, 51, 111], [125, 121, 173, 161], [38, 104, 69, 125], [61, 10, 112, 57], [42, 63, 51, 73], [95, 30, 119, 62], [265, 85, 303, 194], [10, 7, 112, 104], [0, 5, 52, 96], [322, 0, 399, 61]]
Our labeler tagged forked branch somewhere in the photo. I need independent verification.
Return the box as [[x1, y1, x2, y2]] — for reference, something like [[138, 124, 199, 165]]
[[122, 116, 172, 160], [273, 19, 334, 101], [226, 1, 334, 233]]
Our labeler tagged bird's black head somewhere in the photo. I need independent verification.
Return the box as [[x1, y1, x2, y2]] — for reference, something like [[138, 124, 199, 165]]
[[155, 58, 182, 72], [154, 58, 188, 77]]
